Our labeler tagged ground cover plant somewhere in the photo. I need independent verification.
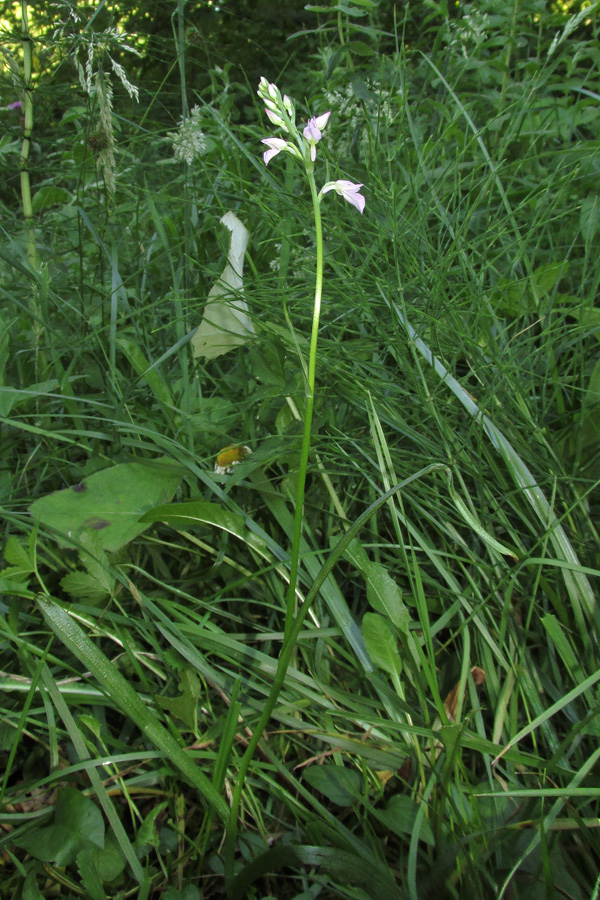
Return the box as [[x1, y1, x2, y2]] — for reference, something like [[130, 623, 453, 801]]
[[1, 0, 600, 897]]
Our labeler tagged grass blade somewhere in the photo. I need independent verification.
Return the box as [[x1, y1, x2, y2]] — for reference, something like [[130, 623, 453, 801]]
[[36, 592, 230, 824]]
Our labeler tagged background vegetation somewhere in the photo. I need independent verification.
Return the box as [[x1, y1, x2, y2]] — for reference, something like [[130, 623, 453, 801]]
[[1, 0, 599, 898]]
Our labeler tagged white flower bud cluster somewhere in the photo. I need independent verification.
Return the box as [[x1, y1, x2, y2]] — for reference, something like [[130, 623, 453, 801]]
[[257, 77, 296, 134]]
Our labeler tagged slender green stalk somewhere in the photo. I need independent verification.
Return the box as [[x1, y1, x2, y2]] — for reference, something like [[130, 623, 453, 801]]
[[174, 0, 193, 443], [283, 166, 324, 641], [224, 157, 325, 888], [19, 1, 37, 272], [18, 0, 46, 377]]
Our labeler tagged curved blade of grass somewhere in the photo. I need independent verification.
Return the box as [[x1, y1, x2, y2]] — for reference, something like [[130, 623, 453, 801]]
[[492, 665, 600, 764], [142, 493, 374, 671], [38, 662, 147, 889], [497, 746, 600, 900], [446, 471, 518, 561], [385, 292, 598, 631], [36, 592, 230, 824]]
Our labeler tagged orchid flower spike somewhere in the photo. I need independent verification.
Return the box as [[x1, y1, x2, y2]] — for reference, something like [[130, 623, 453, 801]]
[[258, 77, 296, 135], [303, 111, 331, 162], [321, 179, 366, 214]]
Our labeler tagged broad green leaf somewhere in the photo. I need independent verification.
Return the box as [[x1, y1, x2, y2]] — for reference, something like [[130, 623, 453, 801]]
[[372, 794, 435, 845], [78, 531, 115, 585], [155, 668, 201, 732], [364, 562, 410, 631], [583, 358, 600, 408], [531, 261, 568, 297], [60, 530, 116, 601], [471, 783, 516, 827], [14, 786, 104, 866], [79, 829, 127, 883], [336, 534, 370, 572], [248, 337, 287, 388], [0, 532, 34, 587], [563, 305, 600, 344], [76, 848, 106, 900], [191, 211, 254, 359], [60, 570, 113, 602], [303, 765, 361, 806], [438, 723, 463, 758], [346, 40, 375, 56], [32, 185, 72, 212], [60, 105, 87, 124], [30, 457, 184, 552], [164, 887, 202, 900], [2, 535, 32, 568], [362, 612, 402, 675]]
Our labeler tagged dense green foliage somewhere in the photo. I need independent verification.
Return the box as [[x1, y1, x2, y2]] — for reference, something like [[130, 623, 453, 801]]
[[1, 1, 600, 898]]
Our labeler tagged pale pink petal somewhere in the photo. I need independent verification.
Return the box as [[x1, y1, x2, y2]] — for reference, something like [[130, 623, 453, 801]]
[[335, 179, 362, 192], [344, 188, 366, 213], [321, 179, 366, 213], [261, 137, 287, 165], [303, 118, 322, 142], [314, 111, 331, 131]]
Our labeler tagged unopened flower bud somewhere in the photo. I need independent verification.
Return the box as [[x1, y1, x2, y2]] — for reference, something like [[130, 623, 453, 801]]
[[265, 107, 287, 130]]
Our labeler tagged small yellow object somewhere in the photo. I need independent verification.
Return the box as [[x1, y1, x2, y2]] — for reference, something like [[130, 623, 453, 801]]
[[214, 445, 252, 474]]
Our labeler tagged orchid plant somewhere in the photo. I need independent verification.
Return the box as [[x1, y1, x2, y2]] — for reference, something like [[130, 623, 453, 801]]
[[225, 79, 366, 884], [256, 76, 365, 636], [259, 78, 365, 212]]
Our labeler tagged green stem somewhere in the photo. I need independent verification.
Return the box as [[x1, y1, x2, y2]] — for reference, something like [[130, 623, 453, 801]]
[[19, 0, 46, 378], [498, 0, 519, 117], [19, 1, 37, 271], [283, 167, 323, 641], [224, 162, 325, 888]]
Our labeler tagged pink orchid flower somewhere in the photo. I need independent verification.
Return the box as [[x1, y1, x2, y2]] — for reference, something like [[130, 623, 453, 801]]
[[261, 137, 301, 166], [303, 111, 331, 161], [262, 137, 288, 165], [321, 179, 366, 214]]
